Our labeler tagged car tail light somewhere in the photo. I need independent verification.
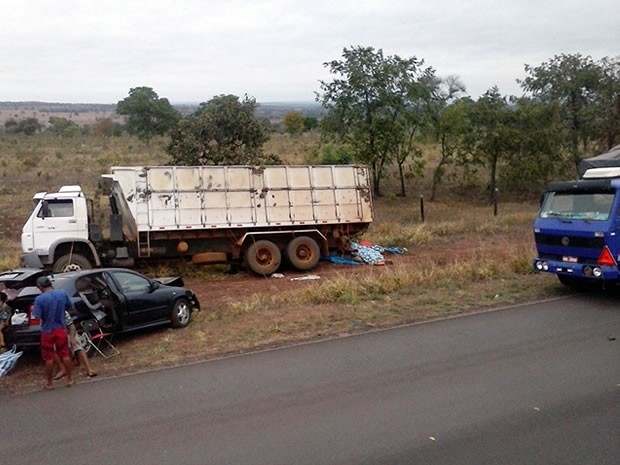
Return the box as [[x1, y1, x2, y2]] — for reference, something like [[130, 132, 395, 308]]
[[28, 304, 40, 325]]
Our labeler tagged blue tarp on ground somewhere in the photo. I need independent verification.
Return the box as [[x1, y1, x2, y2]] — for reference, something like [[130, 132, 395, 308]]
[[327, 256, 363, 266]]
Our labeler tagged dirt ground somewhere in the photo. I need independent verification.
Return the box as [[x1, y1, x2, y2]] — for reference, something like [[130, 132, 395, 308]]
[[0, 232, 553, 396]]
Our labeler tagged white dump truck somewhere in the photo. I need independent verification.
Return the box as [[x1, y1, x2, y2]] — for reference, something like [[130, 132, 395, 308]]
[[20, 165, 374, 275]]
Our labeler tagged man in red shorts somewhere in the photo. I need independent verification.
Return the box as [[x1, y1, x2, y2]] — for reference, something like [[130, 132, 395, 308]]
[[33, 275, 74, 389]]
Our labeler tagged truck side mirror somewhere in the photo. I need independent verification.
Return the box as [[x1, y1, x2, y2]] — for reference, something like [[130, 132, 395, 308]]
[[40, 200, 51, 218]]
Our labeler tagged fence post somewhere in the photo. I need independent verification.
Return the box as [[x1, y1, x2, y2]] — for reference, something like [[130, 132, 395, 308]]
[[420, 195, 425, 222]]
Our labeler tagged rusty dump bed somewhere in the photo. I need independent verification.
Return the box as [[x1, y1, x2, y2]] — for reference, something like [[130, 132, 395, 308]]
[[104, 165, 374, 234]]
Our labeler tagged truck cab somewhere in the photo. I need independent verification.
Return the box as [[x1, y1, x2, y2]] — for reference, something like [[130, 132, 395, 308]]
[[21, 185, 99, 272], [533, 168, 620, 288]]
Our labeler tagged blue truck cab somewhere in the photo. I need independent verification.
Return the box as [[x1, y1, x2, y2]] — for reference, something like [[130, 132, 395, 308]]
[[533, 146, 620, 288]]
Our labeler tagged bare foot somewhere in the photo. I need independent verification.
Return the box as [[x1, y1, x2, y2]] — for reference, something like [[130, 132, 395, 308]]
[[65, 379, 75, 388]]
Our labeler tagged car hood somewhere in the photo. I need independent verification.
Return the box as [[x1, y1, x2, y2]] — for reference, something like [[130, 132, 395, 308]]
[[153, 276, 185, 287]]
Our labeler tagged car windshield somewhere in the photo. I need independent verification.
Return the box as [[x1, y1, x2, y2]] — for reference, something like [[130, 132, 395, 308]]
[[539, 191, 614, 221]]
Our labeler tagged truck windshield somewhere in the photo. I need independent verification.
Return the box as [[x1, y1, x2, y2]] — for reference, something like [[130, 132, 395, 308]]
[[539, 191, 614, 221]]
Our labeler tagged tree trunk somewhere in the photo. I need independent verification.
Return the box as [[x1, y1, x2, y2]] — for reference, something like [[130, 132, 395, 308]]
[[430, 160, 446, 202], [398, 162, 406, 197], [371, 161, 382, 197], [430, 135, 449, 202]]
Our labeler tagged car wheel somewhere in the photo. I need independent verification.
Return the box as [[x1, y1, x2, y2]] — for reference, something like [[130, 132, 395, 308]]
[[171, 298, 191, 328], [53, 253, 92, 273]]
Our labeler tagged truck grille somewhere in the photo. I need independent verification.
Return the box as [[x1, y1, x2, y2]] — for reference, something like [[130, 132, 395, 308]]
[[534, 233, 605, 264], [534, 233, 604, 249]]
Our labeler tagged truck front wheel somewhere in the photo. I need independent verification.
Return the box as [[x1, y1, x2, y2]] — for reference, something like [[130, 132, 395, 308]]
[[246, 240, 281, 275], [53, 253, 92, 273], [286, 236, 320, 271], [557, 274, 602, 291]]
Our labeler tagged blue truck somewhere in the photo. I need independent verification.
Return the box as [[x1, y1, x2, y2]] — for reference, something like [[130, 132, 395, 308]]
[[533, 145, 620, 288]]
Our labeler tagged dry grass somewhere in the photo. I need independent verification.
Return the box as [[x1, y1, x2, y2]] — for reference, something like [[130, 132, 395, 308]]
[[0, 132, 568, 394]]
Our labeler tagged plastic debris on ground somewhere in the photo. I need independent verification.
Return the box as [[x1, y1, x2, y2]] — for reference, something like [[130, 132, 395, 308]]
[[290, 275, 321, 281], [0, 345, 23, 377]]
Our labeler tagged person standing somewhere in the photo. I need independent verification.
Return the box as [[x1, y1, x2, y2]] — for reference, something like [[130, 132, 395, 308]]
[[0, 290, 13, 352], [53, 310, 97, 380], [33, 276, 74, 389]]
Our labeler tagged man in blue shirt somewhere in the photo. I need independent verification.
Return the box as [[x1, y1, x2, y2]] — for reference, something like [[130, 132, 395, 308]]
[[33, 276, 74, 389]]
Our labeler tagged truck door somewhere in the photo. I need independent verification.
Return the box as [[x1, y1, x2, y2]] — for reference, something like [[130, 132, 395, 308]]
[[31, 198, 88, 254]]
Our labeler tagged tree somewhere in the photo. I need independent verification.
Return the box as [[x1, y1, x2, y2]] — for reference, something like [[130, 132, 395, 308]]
[[4, 118, 18, 133], [303, 116, 319, 131], [428, 98, 473, 201], [283, 111, 304, 134], [48, 116, 79, 138], [594, 57, 620, 151], [167, 94, 277, 166], [423, 75, 468, 200], [116, 86, 179, 142], [501, 97, 565, 193], [317, 46, 435, 197], [466, 87, 519, 202], [6, 117, 42, 135], [92, 117, 115, 138], [519, 54, 609, 172]]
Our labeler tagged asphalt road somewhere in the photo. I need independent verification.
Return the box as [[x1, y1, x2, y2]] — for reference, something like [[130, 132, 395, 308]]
[[4, 293, 619, 465]]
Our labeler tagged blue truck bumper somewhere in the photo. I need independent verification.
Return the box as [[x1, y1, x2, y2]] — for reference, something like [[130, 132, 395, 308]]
[[532, 258, 619, 281]]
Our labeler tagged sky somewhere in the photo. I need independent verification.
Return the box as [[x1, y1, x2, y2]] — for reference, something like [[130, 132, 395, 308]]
[[2, 0, 618, 104]]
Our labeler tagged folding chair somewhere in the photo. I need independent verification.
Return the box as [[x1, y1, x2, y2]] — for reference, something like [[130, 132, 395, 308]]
[[80, 318, 120, 358]]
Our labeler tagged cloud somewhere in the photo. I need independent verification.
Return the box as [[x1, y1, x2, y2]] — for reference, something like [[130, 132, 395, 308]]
[[1, 0, 618, 103]]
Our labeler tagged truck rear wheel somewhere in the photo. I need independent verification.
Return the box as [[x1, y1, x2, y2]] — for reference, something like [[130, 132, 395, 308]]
[[286, 236, 320, 271], [53, 253, 92, 273], [246, 240, 281, 275]]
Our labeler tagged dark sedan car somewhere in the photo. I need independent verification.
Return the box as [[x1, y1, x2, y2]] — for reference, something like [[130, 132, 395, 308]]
[[1, 268, 200, 349]]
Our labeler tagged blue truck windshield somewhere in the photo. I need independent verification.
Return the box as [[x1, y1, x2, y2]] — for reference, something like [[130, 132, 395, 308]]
[[539, 191, 614, 221]]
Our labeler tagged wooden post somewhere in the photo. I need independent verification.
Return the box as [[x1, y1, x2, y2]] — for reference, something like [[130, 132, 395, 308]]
[[420, 195, 425, 222]]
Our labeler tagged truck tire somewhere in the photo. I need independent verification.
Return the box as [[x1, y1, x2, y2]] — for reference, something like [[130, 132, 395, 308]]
[[557, 274, 602, 291], [53, 253, 92, 273], [286, 236, 320, 271], [246, 240, 281, 275]]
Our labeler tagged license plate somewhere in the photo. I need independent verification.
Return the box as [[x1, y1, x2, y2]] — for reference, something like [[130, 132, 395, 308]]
[[562, 256, 578, 263]]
